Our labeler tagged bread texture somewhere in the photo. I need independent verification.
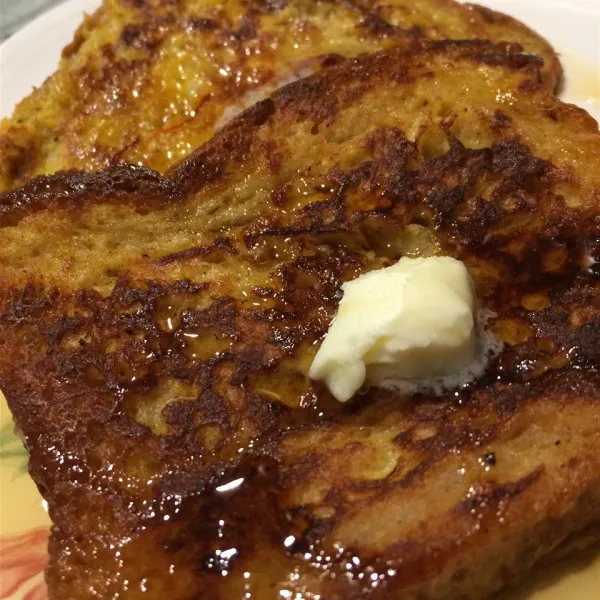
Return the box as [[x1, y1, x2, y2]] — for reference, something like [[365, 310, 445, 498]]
[[1, 41, 599, 600], [0, 0, 561, 192]]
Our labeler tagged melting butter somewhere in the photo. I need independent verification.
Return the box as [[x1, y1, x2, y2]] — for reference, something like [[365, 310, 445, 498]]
[[309, 257, 500, 402]]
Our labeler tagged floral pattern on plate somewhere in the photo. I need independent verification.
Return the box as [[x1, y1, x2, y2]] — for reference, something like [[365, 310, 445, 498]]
[[0, 529, 48, 600], [0, 398, 49, 600]]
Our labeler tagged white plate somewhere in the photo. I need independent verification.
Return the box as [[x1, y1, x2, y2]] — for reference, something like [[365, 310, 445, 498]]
[[0, 0, 599, 119], [0, 0, 101, 117], [0, 2, 599, 600]]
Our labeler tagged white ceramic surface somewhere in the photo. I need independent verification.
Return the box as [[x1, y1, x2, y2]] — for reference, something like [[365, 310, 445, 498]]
[[0, 0, 101, 118], [0, 0, 599, 119]]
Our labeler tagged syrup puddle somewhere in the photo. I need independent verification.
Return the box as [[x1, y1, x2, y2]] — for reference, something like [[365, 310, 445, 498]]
[[559, 51, 600, 122]]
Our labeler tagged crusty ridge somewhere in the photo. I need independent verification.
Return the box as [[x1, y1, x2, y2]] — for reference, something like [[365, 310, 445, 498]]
[[1, 42, 599, 600], [0, 0, 561, 192]]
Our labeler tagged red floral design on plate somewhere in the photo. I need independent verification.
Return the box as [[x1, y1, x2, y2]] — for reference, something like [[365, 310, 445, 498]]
[[0, 529, 48, 600]]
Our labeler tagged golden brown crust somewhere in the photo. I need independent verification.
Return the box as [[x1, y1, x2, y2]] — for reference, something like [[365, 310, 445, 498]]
[[0, 42, 598, 600], [0, 0, 562, 192]]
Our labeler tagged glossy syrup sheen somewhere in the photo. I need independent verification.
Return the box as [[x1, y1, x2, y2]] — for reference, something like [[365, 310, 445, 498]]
[[0, 0, 562, 191], [2, 41, 600, 600]]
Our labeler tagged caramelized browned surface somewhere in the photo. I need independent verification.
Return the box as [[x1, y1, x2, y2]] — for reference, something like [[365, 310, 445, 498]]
[[0, 0, 562, 192], [1, 42, 599, 599]]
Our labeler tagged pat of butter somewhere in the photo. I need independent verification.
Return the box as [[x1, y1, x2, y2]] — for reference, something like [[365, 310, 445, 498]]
[[309, 257, 479, 403]]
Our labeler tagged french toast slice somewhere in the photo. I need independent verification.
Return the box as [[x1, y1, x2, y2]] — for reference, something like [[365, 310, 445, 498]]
[[0, 0, 561, 192], [1, 41, 600, 600]]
